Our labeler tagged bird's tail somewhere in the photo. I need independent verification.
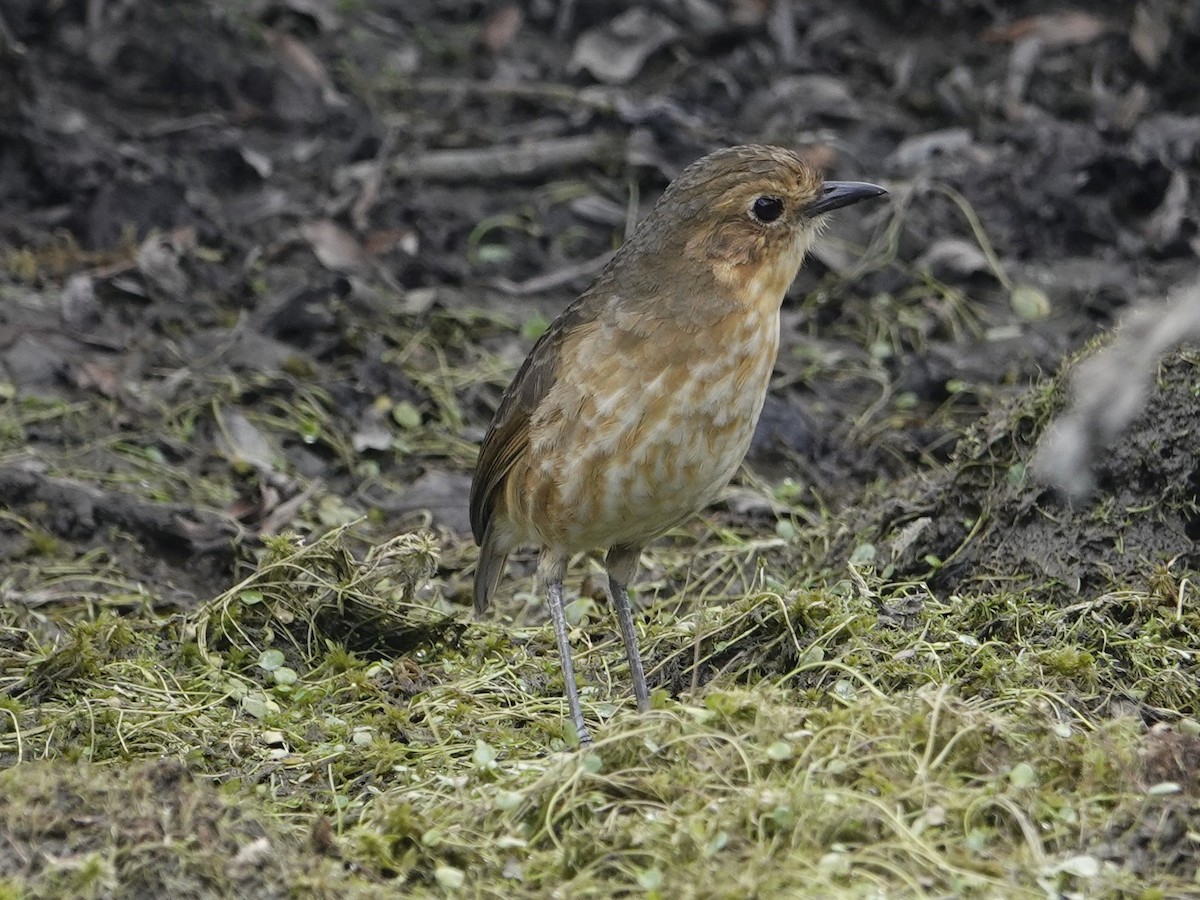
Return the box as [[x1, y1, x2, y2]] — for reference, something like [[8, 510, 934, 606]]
[[474, 523, 510, 616]]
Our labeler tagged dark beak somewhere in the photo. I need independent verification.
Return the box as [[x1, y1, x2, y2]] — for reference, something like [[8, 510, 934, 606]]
[[805, 181, 888, 216]]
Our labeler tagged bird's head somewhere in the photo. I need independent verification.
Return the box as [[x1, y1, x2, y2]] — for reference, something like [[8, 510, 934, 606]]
[[635, 145, 887, 309]]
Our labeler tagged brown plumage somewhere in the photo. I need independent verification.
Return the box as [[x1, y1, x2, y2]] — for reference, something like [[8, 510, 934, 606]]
[[470, 145, 886, 743]]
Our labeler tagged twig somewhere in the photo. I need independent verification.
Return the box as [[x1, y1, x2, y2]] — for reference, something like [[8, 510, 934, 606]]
[[391, 77, 614, 110], [490, 251, 613, 295], [392, 134, 624, 183], [0, 463, 242, 554]]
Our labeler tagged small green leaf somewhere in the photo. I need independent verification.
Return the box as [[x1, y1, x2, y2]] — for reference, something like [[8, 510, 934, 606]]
[[1147, 781, 1181, 796], [706, 831, 728, 855], [766, 741, 793, 761], [392, 400, 422, 430], [1010, 283, 1051, 320], [1055, 854, 1099, 878], [473, 739, 498, 769], [475, 244, 511, 264], [564, 597, 595, 626], [1009, 762, 1037, 788], [434, 865, 465, 889], [848, 543, 876, 566], [637, 868, 663, 891], [241, 696, 268, 719], [832, 679, 856, 700], [494, 790, 522, 811]]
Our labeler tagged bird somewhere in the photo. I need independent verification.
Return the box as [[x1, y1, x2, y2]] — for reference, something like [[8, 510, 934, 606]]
[[470, 144, 886, 744]]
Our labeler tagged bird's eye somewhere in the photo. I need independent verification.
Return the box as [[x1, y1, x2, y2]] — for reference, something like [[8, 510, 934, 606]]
[[751, 196, 784, 223]]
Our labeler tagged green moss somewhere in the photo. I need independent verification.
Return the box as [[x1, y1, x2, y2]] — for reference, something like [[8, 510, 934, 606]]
[[2, 367, 1199, 895]]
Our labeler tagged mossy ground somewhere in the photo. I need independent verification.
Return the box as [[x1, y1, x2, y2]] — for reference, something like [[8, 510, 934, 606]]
[[4, 352, 1200, 897]]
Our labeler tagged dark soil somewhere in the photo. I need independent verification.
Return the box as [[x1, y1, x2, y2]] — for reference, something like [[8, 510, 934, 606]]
[[4, 2, 1198, 601], [0, 759, 353, 898], [2, 0, 1200, 890]]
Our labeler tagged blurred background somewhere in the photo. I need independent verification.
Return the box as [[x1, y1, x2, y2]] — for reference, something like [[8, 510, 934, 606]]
[[0, 0, 1197, 608]]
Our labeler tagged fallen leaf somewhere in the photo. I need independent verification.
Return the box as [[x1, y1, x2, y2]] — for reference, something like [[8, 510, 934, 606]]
[[228, 836, 274, 872], [275, 0, 341, 32], [916, 238, 992, 280], [260, 482, 320, 534], [265, 29, 345, 106], [352, 405, 393, 453], [217, 408, 277, 471], [60, 274, 100, 331], [730, 0, 770, 27], [1143, 168, 1189, 249], [569, 9, 680, 85], [364, 227, 418, 256], [890, 128, 972, 170], [1131, 3, 1171, 69], [301, 219, 371, 272], [73, 360, 121, 397], [239, 146, 273, 179], [386, 469, 472, 535], [483, 4, 522, 52], [2, 334, 69, 388], [568, 194, 626, 226], [1010, 284, 1052, 321], [983, 11, 1111, 49], [769, 74, 863, 121], [225, 482, 281, 524], [1132, 113, 1200, 166], [135, 234, 188, 299]]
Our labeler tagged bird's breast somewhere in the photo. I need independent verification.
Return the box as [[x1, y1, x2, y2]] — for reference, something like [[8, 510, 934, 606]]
[[509, 304, 780, 552]]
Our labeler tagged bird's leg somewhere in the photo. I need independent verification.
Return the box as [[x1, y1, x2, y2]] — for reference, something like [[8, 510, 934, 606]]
[[605, 545, 650, 712], [541, 552, 592, 744]]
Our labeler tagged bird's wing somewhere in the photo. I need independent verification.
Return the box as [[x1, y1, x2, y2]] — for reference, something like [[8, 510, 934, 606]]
[[469, 295, 601, 545]]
